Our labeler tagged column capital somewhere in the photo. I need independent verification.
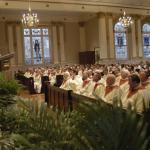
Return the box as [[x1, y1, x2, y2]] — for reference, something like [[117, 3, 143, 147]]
[[141, 15, 150, 25], [78, 22, 85, 27], [97, 12, 106, 18], [106, 13, 113, 18], [51, 22, 63, 26], [51, 22, 57, 26]]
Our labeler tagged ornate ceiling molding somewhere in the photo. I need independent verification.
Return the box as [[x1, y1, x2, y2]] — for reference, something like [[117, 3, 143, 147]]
[[1, 0, 150, 22], [2, 0, 150, 11]]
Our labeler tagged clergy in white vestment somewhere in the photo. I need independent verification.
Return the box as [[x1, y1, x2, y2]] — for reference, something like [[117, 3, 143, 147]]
[[43, 69, 48, 76], [33, 70, 42, 93], [78, 69, 83, 77], [87, 69, 93, 80], [71, 70, 83, 87], [101, 74, 122, 104], [24, 69, 33, 78], [49, 71, 56, 86], [140, 71, 150, 109], [113, 68, 121, 86], [76, 71, 91, 95], [121, 74, 148, 113], [118, 69, 130, 92], [140, 71, 150, 90], [99, 68, 108, 86], [91, 71, 105, 99], [60, 71, 77, 92]]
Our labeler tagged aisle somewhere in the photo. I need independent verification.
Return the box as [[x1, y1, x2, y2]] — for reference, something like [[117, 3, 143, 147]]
[[19, 89, 45, 102]]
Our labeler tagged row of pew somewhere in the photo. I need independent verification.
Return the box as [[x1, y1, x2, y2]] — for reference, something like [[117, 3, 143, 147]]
[[44, 83, 112, 111], [44, 84, 150, 144], [15, 72, 64, 94], [15, 73, 50, 94]]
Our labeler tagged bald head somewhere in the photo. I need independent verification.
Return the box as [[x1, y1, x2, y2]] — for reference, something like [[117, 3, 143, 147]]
[[121, 69, 130, 79], [106, 74, 116, 86]]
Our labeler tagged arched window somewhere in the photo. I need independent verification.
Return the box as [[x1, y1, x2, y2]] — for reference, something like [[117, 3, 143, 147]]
[[23, 27, 51, 65], [142, 23, 150, 58], [114, 22, 128, 59]]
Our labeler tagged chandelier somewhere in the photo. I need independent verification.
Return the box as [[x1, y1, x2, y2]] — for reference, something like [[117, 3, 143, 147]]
[[22, 0, 39, 27], [119, 11, 133, 28]]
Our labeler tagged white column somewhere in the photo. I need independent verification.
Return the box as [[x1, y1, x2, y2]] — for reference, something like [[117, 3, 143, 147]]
[[59, 25, 66, 63], [8, 25, 15, 66], [98, 14, 108, 59], [16, 25, 23, 66], [131, 23, 137, 58], [52, 25, 59, 64], [108, 16, 115, 59], [137, 19, 143, 57], [79, 23, 86, 52]]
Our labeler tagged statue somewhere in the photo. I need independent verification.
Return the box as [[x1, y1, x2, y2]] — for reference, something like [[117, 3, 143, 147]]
[[34, 40, 41, 61]]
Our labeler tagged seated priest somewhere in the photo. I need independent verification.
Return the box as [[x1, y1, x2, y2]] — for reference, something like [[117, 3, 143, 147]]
[[99, 67, 108, 86], [121, 74, 149, 113], [60, 71, 77, 92], [100, 74, 122, 104], [140, 71, 150, 90], [33, 70, 42, 93], [76, 71, 91, 95], [49, 70, 56, 86], [118, 69, 130, 92], [91, 71, 105, 99], [24, 69, 33, 78], [71, 69, 83, 87]]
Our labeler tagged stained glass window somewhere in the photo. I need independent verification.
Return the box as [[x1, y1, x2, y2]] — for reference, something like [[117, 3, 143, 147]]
[[142, 24, 150, 58], [114, 22, 128, 59], [23, 28, 51, 65]]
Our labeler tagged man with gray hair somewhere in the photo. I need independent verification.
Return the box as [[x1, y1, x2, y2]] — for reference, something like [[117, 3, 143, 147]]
[[96, 74, 122, 104], [118, 69, 130, 92]]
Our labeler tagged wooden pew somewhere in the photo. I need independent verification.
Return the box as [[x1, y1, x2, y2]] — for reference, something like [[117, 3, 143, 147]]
[[70, 92, 96, 109], [54, 75, 64, 87], [41, 76, 49, 93], [15, 73, 35, 94], [27, 77, 35, 94], [46, 85, 71, 112], [45, 85, 112, 111]]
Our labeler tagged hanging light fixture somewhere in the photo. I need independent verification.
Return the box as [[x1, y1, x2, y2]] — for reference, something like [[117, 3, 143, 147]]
[[119, 11, 133, 28], [22, 0, 39, 27]]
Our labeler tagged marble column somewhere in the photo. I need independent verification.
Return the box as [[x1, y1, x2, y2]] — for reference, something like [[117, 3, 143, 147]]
[[131, 22, 137, 58], [108, 14, 115, 59], [58, 25, 66, 63], [98, 13, 108, 59], [137, 18, 143, 58], [16, 25, 23, 66], [79, 22, 86, 52], [8, 25, 15, 66], [52, 25, 59, 64]]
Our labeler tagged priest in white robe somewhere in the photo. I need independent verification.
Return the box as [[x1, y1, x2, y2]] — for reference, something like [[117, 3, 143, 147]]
[[101, 74, 122, 104], [121, 74, 149, 113], [33, 70, 42, 93]]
